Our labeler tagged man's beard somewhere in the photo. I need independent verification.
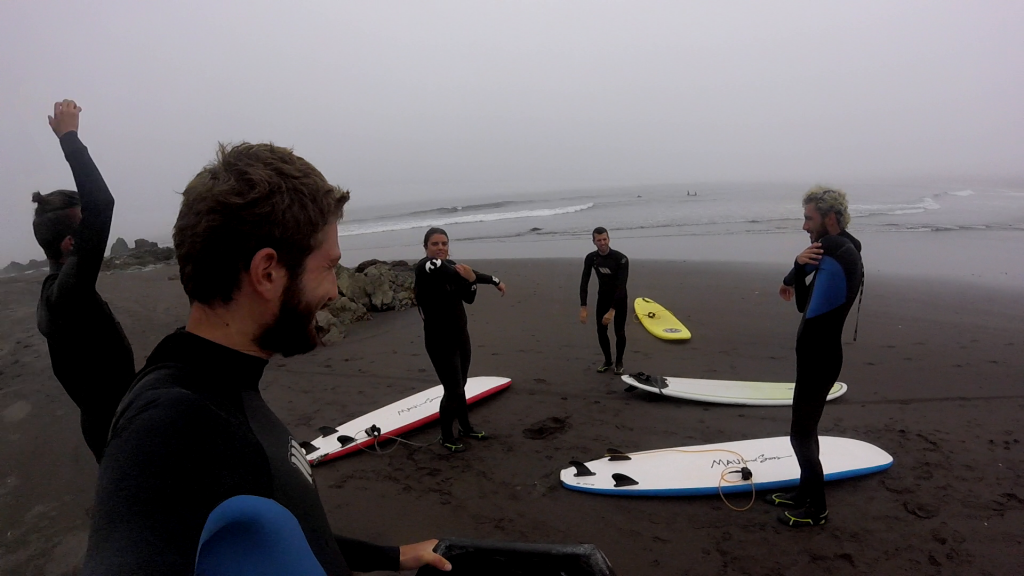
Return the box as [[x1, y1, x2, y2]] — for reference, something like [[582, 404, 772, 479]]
[[256, 278, 322, 358], [809, 223, 828, 242]]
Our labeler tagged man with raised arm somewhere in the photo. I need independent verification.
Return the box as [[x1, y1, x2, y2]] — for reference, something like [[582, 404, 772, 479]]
[[33, 100, 135, 462]]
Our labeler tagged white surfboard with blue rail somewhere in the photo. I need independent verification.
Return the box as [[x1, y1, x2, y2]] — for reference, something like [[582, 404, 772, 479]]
[[560, 436, 892, 496]]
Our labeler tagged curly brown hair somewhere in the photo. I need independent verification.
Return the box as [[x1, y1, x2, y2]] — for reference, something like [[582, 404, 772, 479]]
[[173, 142, 349, 305], [32, 190, 81, 261]]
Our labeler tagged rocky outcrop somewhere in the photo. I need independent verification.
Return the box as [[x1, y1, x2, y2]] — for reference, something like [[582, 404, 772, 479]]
[[335, 259, 415, 312], [1, 238, 173, 276], [1, 259, 47, 276], [102, 239, 176, 272], [314, 296, 372, 344], [315, 260, 416, 344], [109, 237, 130, 256], [353, 259, 387, 273]]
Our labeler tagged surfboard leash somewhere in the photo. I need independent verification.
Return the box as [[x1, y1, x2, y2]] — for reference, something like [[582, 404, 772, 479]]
[[345, 425, 443, 455], [852, 273, 865, 342], [718, 466, 756, 511], [605, 447, 757, 511], [633, 310, 667, 322]]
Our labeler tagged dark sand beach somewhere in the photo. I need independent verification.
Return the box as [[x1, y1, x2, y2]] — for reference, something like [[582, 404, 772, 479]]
[[1, 258, 1022, 575]]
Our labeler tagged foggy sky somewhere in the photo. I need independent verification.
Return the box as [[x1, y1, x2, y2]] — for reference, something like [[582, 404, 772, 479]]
[[2, 1, 1022, 263]]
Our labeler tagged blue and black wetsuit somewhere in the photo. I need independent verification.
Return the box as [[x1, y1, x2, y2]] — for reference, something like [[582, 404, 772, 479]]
[[414, 257, 500, 442], [580, 249, 629, 366], [36, 131, 135, 462], [782, 230, 863, 511]]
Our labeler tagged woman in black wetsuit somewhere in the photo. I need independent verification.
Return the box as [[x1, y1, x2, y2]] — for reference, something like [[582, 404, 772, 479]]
[[414, 228, 506, 453]]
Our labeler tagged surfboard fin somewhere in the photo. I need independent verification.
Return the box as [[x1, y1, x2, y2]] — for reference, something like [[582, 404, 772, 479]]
[[336, 435, 356, 447], [317, 426, 337, 437], [606, 448, 631, 461], [299, 441, 318, 455], [623, 385, 637, 392], [629, 372, 668, 389], [568, 461, 596, 477], [612, 473, 639, 488]]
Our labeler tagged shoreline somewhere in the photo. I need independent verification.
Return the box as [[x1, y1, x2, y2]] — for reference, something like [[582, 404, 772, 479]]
[[338, 228, 1024, 290]]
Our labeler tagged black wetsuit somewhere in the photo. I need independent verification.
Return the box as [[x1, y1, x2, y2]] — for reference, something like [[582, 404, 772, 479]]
[[782, 231, 863, 511], [414, 257, 499, 441], [81, 330, 399, 576], [580, 249, 629, 366], [36, 131, 135, 462]]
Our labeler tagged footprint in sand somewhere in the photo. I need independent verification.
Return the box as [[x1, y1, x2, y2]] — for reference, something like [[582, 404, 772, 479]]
[[522, 416, 571, 440], [2, 401, 31, 424], [903, 500, 939, 519]]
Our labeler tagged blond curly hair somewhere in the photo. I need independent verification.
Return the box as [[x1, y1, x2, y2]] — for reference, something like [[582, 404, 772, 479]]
[[802, 185, 850, 230]]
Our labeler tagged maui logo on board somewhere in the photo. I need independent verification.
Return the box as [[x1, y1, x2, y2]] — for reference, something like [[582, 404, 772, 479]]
[[710, 453, 792, 469], [663, 328, 682, 333], [397, 394, 443, 416]]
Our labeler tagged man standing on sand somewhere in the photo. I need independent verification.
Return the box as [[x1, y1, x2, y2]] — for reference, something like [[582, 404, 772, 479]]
[[767, 186, 863, 528], [82, 143, 449, 575], [32, 100, 135, 462], [580, 227, 629, 375]]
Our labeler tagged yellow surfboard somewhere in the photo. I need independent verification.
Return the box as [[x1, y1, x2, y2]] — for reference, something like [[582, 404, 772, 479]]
[[634, 297, 691, 340]]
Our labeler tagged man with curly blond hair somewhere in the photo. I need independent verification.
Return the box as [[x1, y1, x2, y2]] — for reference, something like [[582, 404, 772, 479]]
[[767, 186, 863, 528]]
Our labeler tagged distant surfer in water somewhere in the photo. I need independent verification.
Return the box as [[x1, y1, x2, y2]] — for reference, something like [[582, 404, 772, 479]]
[[769, 186, 863, 527], [414, 227, 506, 453], [32, 100, 135, 462], [82, 143, 449, 575], [579, 227, 629, 375]]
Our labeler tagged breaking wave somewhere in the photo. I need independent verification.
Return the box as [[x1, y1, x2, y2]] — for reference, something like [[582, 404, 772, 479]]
[[338, 203, 594, 236]]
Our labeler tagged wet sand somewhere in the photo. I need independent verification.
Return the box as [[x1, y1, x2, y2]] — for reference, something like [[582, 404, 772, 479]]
[[1, 259, 1022, 575]]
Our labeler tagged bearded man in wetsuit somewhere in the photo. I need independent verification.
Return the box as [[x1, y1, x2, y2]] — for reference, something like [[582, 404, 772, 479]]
[[82, 143, 449, 575], [32, 100, 135, 462], [579, 227, 629, 375], [767, 186, 863, 527]]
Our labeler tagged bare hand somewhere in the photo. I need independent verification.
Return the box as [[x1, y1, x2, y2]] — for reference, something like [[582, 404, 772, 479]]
[[48, 100, 82, 138], [579, 307, 588, 324], [602, 309, 614, 326], [454, 263, 476, 282], [495, 281, 506, 296], [796, 243, 823, 265], [779, 284, 794, 302], [399, 539, 450, 571]]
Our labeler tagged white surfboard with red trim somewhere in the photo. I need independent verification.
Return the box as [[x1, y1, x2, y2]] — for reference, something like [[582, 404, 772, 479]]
[[302, 376, 511, 465]]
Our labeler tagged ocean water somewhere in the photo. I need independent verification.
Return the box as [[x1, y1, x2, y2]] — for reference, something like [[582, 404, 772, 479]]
[[338, 182, 1024, 287], [342, 182, 1024, 241]]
